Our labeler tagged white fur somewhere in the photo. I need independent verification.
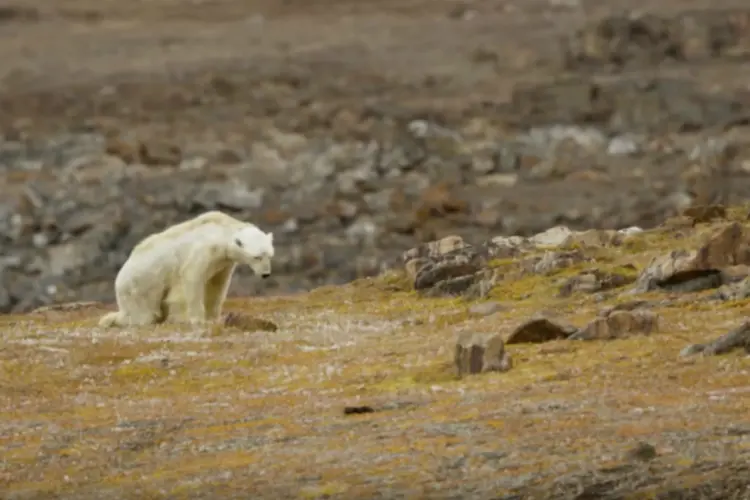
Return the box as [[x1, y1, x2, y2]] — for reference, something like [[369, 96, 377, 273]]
[[99, 213, 274, 328]]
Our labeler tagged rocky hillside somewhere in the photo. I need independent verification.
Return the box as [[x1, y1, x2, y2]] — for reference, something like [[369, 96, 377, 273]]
[[3, 209, 750, 498], [4, 3, 750, 313]]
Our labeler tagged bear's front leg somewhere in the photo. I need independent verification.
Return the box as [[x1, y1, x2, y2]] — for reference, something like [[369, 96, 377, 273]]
[[180, 270, 209, 325], [204, 265, 236, 322]]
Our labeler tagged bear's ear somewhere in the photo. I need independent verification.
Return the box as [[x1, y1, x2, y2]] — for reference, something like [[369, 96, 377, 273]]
[[234, 238, 244, 248]]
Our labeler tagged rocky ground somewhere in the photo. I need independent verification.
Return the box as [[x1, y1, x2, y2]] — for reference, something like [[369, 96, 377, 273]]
[[4, 0, 750, 311], [4, 209, 750, 498]]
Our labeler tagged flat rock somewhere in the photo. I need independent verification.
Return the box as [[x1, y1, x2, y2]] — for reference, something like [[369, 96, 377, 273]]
[[715, 276, 750, 301], [573, 310, 659, 341], [402, 235, 468, 264], [681, 321, 750, 357], [558, 267, 637, 297], [597, 299, 653, 317], [561, 229, 625, 249], [529, 225, 574, 247], [634, 222, 750, 293]]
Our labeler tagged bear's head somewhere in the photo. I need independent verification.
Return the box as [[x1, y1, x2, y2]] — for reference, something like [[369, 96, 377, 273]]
[[228, 225, 275, 279]]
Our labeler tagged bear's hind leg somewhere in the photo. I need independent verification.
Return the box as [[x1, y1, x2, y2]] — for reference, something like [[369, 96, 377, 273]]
[[116, 289, 164, 326], [111, 270, 164, 327]]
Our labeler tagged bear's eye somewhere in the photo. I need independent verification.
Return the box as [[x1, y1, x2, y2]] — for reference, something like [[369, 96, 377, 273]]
[[235, 238, 243, 248]]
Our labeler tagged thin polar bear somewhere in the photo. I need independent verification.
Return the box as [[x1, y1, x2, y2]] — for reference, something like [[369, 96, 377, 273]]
[[99, 211, 275, 328]]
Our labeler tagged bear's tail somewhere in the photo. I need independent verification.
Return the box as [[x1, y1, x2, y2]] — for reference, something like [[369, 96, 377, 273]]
[[98, 311, 124, 328]]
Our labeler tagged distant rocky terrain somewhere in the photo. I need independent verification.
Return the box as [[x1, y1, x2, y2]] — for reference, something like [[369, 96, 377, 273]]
[[3, 2, 750, 313]]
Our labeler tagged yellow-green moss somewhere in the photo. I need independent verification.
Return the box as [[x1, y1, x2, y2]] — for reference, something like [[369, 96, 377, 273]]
[[410, 361, 460, 384]]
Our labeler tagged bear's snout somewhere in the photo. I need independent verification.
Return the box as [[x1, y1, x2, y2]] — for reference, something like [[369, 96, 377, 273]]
[[261, 272, 271, 279]]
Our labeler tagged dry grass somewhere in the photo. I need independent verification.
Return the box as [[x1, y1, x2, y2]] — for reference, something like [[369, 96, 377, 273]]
[[3, 220, 750, 499]]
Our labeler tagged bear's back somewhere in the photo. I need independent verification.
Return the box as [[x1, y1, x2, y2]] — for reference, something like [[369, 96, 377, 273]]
[[132, 211, 246, 255]]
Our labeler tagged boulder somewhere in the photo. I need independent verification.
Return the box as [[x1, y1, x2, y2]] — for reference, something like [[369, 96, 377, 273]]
[[455, 331, 512, 376]]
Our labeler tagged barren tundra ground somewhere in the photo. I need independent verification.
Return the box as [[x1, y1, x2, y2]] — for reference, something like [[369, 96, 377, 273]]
[[3, 0, 750, 498], [5, 215, 750, 499]]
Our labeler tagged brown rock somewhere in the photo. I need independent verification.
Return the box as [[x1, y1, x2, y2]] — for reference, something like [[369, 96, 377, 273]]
[[139, 139, 182, 167], [455, 331, 512, 376], [261, 208, 293, 226], [105, 137, 140, 164], [574, 310, 658, 341], [506, 317, 578, 344], [104, 136, 182, 166], [414, 182, 468, 224], [694, 222, 750, 268]]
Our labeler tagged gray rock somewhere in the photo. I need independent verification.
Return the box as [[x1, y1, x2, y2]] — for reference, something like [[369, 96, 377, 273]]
[[194, 182, 265, 210], [607, 135, 642, 156]]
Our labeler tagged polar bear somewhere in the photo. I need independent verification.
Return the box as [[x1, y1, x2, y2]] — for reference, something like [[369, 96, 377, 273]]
[[99, 213, 274, 328]]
